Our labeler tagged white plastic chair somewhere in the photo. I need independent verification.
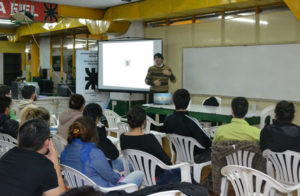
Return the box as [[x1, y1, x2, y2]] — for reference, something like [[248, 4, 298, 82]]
[[167, 134, 211, 183], [51, 133, 67, 157], [0, 140, 16, 158], [263, 150, 300, 196], [122, 149, 191, 187], [148, 190, 183, 196], [103, 109, 127, 134], [60, 164, 138, 193], [202, 96, 222, 106], [144, 116, 166, 146], [0, 133, 17, 144], [259, 105, 275, 129], [221, 165, 300, 196], [204, 126, 218, 139], [50, 114, 59, 126], [108, 121, 130, 150], [220, 149, 255, 196]]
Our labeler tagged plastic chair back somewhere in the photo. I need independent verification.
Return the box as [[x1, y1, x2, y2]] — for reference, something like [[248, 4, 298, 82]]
[[221, 165, 297, 196], [0, 140, 16, 158], [0, 133, 17, 144]]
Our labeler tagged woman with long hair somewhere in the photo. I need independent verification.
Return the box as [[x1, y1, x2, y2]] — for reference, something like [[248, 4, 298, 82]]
[[60, 117, 143, 188]]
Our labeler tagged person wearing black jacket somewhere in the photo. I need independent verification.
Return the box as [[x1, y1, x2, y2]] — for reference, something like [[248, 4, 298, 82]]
[[260, 101, 300, 152], [121, 106, 181, 185], [0, 96, 19, 138], [82, 103, 123, 169], [163, 89, 212, 163]]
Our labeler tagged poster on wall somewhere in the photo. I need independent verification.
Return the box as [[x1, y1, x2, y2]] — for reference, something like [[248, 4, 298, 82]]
[[76, 50, 110, 109], [0, 0, 58, 22]]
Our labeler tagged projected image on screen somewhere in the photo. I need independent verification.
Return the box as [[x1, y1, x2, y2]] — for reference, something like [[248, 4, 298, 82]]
[[98, 40, 162, 92]]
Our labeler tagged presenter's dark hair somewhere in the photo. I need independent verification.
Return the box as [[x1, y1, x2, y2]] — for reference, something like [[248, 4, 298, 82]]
[[231, 97, 248, 118], [275, 101, 295, 122], [83, 103, 103, 122], [69, 94, 85, 110], [154, 53, 164, 60], [127, 106, 146, 129], [21, 85, 36, 99], [0, 85, 11, 96], [0, 96, 11, 113], [173, 89, 190, 110], [18, 119, 50, 151]]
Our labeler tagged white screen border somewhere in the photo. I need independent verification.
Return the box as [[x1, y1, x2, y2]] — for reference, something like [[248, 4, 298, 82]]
[[98, 39, 163, 92]]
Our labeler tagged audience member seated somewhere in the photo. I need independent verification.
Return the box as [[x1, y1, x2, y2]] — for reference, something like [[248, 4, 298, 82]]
[[0, 119, 65, 196], [260, 101, 300, 152], [20, 106, 50, 125], [83, 103, 119, 160], [213, 97, 261, 143], [60, 117, 143, 188], [83, 103, 128, 172], [0, 96, 19, 138], [163, 89, 212, 163], [120, 106, 181, 185], [0, 85, 16, 120], [57, 94, 85, 140], [17, 85, 37, 120]]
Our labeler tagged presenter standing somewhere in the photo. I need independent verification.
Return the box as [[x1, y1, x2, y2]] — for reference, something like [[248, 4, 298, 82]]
[[145, 53, 176, 99]]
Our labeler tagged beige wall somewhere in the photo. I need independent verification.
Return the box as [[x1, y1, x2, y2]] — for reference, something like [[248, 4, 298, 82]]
[[144, 8, 300, 125]]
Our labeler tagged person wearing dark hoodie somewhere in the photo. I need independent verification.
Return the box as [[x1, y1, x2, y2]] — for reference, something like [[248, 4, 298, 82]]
[[0, 96, 19, 138], [260, 100, 300, 152], [16, 85, 37, 120], [57, 94, 85, 140]]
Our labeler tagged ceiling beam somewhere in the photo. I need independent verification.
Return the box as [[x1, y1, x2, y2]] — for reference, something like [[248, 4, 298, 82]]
[[58, 5, 105, 20], [103, 0, 284, 21], [283, 0, 300, 20]]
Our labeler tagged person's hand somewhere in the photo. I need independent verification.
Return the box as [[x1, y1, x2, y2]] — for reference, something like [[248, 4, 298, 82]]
[[162, 69, 172, 76], [153, 79, 161, 86], [114, 169, 122, 176], [45, 140, 59, 165]]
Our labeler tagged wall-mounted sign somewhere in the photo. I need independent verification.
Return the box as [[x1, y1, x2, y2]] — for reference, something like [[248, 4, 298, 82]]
[[0, 0, 58, 22]]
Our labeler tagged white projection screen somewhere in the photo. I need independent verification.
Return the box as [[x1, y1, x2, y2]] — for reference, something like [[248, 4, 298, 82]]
[[183, 44, 300, 102], [98, 40, 162, 92]]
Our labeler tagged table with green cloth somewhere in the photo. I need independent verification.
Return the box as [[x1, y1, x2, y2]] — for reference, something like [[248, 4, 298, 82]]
[[142, 104, 260, 125]]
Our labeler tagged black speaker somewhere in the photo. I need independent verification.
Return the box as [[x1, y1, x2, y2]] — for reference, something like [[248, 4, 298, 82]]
[[38, 79, 53, 94]]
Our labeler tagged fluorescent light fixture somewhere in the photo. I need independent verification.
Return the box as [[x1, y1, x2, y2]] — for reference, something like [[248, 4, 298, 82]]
[[66, 44, 86, 49], [230, 17, 268, 25], [0, 19, 14, 25], [218, 15, 268, 25], [238, 12, 254, 16]]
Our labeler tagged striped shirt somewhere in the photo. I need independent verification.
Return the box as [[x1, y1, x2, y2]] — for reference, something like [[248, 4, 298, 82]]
[[145, 64, 176, 92]]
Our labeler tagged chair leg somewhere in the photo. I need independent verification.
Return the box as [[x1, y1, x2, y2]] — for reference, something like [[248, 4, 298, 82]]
[[193, 165, 202, 183], [169, 141, 175, 164], [122, 156, 130, 176], [220, 177, 228, 196]]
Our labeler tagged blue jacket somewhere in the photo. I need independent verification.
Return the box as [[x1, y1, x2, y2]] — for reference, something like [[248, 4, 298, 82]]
[[60, 139, 121, 187]]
